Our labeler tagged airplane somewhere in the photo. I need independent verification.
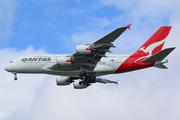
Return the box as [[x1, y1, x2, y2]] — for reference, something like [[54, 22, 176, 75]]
[[4, 24, 175, 89]]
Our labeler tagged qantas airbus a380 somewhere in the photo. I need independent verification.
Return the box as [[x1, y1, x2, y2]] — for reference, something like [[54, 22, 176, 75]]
[[4, 24, 175, 89]]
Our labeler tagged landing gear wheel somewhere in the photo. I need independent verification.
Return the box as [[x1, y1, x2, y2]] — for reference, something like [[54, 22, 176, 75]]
[[13, 73, 17, 81], [79, 72, 96, 84], [14, 77, 17, 80], [79, 71, 87, 77]]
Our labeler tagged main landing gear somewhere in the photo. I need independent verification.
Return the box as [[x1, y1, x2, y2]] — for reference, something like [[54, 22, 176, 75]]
[[79, 71, 96, 86], [13, 73, 17, 80]]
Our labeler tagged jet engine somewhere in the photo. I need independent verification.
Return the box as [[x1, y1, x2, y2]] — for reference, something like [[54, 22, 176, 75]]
[[73, 80, 89, 89], [56, 76, 72, 86], [56, 57, 72, 66], [76, 45, 92, 54]]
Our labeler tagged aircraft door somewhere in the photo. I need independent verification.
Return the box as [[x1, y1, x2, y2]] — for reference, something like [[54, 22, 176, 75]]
[[41, 60, 45, 66], [106, 58, 116, 74], [17, 62, 20, 66], [128, 60, 132, 66]]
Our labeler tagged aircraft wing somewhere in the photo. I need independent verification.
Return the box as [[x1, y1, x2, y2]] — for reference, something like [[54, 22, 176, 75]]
[[94, 24, 131, 44], [71, 24, 131, 72]]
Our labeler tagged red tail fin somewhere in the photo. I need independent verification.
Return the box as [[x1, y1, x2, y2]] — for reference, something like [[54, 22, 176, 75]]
[[134, 26, 172, 56], [115, 26, 172, 73]]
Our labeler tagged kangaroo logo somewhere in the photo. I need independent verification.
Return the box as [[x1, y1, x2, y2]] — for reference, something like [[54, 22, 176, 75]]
[[134, 39, 166, 63]]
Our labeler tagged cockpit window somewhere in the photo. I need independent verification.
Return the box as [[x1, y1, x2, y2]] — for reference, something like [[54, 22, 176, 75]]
[[10, 61, 13, 63]]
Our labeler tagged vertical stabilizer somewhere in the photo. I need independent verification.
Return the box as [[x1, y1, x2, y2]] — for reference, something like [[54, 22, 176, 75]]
[[133, 26, 172, 63], [134, 26, 172, 56]]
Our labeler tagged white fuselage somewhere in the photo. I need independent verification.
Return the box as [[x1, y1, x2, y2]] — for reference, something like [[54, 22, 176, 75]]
[[5, 54, 129, 77]]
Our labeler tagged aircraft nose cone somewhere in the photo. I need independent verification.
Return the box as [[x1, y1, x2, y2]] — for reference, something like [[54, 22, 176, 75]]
[[4, 64, 12, 72]]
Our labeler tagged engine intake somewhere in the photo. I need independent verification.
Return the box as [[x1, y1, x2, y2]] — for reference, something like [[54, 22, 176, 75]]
[[76, 45, 92, 54], [73, 80, 88, 89], [56, 76, 72, 86], [56, 57, 72, 66]]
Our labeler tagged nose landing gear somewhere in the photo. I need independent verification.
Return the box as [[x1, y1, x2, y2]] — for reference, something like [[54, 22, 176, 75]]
[[13, 73, 17, 80]]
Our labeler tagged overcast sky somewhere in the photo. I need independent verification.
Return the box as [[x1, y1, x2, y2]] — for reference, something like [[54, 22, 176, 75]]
[[0, 0, 180, 120]]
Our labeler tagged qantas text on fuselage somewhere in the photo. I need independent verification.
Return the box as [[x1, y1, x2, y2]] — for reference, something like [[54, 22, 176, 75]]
[[21, 57, 51, 62]]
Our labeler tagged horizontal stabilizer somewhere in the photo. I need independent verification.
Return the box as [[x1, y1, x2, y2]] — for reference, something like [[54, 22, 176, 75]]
[[142, 47, 176, 62], [106, 79, 119, 85], [155, 64, 168, 69]]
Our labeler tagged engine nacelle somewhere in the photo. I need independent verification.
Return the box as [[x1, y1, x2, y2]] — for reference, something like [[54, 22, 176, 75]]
[[73, 80, 88, 89], [76, 45, 92, 54], [56, 57, 72, 66], [56, 76, 71, 86]]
